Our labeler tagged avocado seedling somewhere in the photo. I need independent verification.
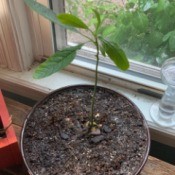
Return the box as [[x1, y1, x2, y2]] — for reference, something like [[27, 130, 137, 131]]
[[24, 0, 129, 132]]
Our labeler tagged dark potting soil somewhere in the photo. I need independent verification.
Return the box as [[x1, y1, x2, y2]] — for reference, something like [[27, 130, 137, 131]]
[[22, 86, 149, 175]]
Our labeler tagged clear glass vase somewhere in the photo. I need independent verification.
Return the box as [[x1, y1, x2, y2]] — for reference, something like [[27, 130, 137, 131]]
[[150, 57, 175, 127]]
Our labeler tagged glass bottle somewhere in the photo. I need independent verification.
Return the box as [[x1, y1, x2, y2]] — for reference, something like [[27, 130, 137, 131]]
[[150, 57, 175, 127]]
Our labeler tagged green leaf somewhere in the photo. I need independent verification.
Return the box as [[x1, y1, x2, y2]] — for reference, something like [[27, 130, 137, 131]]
[[169, 32, 175, 52], [24, 0, 59, 26], [109, 24, 135, 45], [155, 9, 172, 33], [163, 31, 173, 42], [126, 1, 135, 9], [57, 14, 88, 29], [101, 25, 116, 37], [33, 44, 83, 79], [92, 9, 101, 30], [157, 0, 169, 11], [132, 11, 148, 33], [140, 0, 154, 11], [99, 45, 106, 57], [120, 11, 133, 25], [100, 38, 129, 70], [128, 36, 143, 52], [24, 0, 76, 31], [146, 31, 163, 48]]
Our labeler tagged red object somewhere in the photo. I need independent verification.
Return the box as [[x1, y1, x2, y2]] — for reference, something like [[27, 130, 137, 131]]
[[0, 90, 22, 169]]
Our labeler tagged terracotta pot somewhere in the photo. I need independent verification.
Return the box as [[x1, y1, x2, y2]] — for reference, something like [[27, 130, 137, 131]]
[[0, 90, 22, 169], [21, 85, 150, 175]]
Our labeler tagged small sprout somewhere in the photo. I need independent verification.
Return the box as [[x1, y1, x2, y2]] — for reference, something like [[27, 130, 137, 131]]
[[85, 121, 97, 127]]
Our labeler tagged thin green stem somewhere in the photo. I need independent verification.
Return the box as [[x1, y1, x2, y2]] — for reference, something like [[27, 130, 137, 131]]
[[89, 36, 100, 128], [75, 27, 100, 129], [76, 27, 100, 129]]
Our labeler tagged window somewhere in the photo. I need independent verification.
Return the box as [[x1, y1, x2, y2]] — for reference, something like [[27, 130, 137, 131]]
[[52, 0, 175, 83], [1, 0, 170, 89]]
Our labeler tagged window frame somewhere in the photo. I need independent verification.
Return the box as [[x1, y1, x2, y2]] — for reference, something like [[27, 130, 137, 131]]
[[0, 0, 33, 71], [51, 0, 164, 92], [51, 0, 67, 50]]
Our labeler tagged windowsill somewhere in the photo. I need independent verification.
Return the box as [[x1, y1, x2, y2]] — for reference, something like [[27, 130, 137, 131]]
[[68, 55, 167, 94], [0, 64, 175, 147]]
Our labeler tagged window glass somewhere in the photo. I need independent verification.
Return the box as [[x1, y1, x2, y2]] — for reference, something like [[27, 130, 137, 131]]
[[65, 0, 175, 68]]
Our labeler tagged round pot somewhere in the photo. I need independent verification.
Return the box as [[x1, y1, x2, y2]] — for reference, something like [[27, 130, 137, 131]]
[[21, 85, 150, 175]]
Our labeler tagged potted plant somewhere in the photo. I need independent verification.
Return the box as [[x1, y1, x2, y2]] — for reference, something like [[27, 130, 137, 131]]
[[0, 90, 22, 169], [21, 0, 150, 174]]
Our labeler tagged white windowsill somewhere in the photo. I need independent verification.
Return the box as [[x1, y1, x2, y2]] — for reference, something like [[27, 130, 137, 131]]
[[0, 64, 175, 147], [71, 58, 166, 91]]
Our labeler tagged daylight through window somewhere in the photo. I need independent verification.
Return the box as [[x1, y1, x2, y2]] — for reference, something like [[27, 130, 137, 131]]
[[64, 0, 175, 68], [51, 0, 175, 81]]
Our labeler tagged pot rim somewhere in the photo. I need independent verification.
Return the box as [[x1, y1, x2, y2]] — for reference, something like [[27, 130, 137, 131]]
[[20, 84, 150, 175]]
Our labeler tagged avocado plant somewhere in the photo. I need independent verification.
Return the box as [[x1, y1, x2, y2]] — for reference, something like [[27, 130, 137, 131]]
[[24, 0, 129, 129]]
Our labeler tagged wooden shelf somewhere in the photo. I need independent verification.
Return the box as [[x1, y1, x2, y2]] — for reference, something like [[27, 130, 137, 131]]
[[0, 97, 174, 175]]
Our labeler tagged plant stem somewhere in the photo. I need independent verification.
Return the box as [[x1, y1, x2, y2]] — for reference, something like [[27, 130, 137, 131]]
[[89, 36, 100, 128]]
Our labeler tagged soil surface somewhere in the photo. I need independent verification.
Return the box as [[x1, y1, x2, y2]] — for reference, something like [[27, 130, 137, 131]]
[[22, 86, 149, 175]]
